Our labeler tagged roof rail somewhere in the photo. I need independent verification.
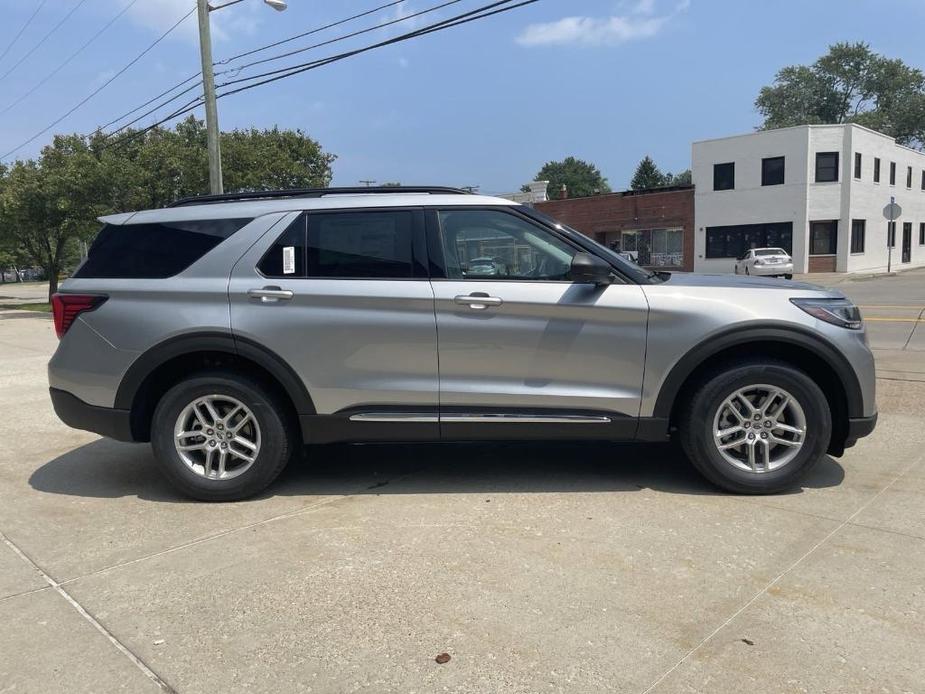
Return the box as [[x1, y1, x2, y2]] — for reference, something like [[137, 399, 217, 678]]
[[167, 186, 471, 207]]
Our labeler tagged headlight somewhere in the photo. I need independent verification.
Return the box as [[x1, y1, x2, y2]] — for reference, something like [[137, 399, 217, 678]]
[[790, 297, 862, 330]]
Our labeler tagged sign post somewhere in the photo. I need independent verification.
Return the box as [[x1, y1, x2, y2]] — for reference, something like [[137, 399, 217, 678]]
[[883, 197, 902, 274]]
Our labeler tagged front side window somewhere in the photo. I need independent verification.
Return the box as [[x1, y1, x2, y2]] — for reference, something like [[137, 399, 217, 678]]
[[713, 162, 735, 191], [851, 219, 866, 254], [815, 152, 839, 183], [76, 218, 252, 279], [438, 209, 577, 281], [810, 221, 838, 255], [761, 156, 785, 186]]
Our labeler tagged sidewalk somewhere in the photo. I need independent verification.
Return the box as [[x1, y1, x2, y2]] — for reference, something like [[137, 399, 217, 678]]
[[794, 265, 925, 286]]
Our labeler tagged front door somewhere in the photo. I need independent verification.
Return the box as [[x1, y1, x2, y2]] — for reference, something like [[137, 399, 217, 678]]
[[229, 208, 439, 439], [429, 207, 649, 438], [902, 222, 912, 263]]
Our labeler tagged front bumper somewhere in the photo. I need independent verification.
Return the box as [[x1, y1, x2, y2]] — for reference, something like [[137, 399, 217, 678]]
[[844, 412, 878, 448], [50, 388, 135, 442]]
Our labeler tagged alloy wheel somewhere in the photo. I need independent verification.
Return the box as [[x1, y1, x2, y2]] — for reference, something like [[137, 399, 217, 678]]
[[173, 395, 261, 480]]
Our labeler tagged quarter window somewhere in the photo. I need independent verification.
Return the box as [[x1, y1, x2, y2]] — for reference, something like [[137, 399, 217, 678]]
[[76, 218, 252, 279], [258, 217, 305, 278], [761, 157, 785, 186], [815, 152, 839, 183], [810, 221, 838, 255], [850, 219, 866, 254], [438, 209, 578, 281], [713, 162, 735, 191]]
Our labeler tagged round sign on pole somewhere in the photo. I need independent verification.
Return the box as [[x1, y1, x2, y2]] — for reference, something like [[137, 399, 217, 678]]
[[883, 202, 902, 220]]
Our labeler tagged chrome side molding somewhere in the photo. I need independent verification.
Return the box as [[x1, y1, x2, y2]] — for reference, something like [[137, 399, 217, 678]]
[[349, 412, 612, 424]]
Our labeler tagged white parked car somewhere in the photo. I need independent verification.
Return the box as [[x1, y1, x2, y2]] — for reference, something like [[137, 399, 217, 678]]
[[734, 248, 793, 279]]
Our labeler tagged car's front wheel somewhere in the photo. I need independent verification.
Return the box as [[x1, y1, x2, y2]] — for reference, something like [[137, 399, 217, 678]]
[[678, 361, 831, 494], [150, 371, 296, 501]]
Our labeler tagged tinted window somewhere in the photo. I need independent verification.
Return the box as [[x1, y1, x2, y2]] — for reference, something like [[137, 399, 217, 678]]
[[851, 219, 865, 254], [75, 218, 251, 279], [761, 157, 785, 186], [438, 209, 577, 281], [810, 221, 837, 255], [815, 152, 839, 182], [705, 222, 793, 258], [307, 210, 416, 278], [713, 162, 735, 191], [258, 217, 305, 277]]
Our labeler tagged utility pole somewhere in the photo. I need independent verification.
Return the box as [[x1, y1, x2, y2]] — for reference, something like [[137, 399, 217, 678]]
[[196, 0, 287, 195], [197, 0, 223, 194]]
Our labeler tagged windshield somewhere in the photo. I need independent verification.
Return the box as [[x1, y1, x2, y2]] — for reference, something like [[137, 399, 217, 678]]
[[755, 248, 787, 256], [519, 206, 659, 283]]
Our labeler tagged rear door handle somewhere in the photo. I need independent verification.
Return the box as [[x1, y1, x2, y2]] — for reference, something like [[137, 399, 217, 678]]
[[248, 286, 294, 303], [454, 293, 503, 310]]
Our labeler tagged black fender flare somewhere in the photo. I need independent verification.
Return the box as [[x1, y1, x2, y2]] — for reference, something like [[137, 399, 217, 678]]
[[114, 331, 315, 415], [652, 323, 864, 420]]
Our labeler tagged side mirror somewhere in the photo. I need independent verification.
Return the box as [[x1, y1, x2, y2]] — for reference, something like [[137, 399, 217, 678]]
[[570, 252, 613, 285]]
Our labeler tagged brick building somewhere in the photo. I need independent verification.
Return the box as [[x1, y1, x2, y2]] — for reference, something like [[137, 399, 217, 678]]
[[535, 186, 695, 272]]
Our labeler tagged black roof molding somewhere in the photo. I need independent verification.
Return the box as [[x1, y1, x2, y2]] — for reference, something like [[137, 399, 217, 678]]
[[168, 186, 471, 208]]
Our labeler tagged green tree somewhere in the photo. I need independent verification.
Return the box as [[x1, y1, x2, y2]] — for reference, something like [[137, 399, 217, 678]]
[[630, 156, 667, 190], [664, 169, 692, 186], [756, 42, 925, 148], [532, 156, 610, 199]]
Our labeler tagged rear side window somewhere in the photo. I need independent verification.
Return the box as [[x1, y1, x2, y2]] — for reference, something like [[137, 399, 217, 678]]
[[75, 219, 251, 279]]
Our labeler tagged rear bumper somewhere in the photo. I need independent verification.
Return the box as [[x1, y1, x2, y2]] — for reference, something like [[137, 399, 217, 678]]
[[750, 264, 793, 276], [49, 388, 135, 442]]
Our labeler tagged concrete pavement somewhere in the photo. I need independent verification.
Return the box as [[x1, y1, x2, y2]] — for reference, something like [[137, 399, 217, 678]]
[[1, 276, 923, 693]]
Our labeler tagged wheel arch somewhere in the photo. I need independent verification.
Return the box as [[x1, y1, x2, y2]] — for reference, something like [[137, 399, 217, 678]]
[[115, 332, 314, 442], [654, 325, 863, 455]]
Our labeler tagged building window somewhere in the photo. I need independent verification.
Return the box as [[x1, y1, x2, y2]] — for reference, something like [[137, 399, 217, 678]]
[[874, 158, 881, 183], [617, 228, 684, 267], [761, 156, 785, 186], [921, 170, 925, 191], [890, 161, 896, 185], [850, 219, 866, 254], [920, 222, 925, 245], [908, 166, 913, 189], [888, 221, 896, 248], [704, 222, 793, 259], [854, 152, 862, 179], [713, 162, 735, 191], [810, 221, 838, 255], [815, 152, 839, 182]]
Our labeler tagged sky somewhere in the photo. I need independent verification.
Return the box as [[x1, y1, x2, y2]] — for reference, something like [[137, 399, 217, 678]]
[[1, 0, 924, 193]]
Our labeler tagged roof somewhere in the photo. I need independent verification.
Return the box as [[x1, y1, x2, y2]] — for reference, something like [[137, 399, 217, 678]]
[[99, 189, 520, 225]]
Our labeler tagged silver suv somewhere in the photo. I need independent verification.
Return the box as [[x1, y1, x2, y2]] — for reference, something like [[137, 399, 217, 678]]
[[49, 187, 877, 501]]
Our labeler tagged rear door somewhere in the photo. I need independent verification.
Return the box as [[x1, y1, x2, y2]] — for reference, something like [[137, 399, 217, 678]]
[[428, 207, 649, 438], [228, 208, 438, 437]]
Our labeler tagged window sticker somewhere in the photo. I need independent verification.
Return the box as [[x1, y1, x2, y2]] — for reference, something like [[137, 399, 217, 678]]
[[282, 246, 295, 275]]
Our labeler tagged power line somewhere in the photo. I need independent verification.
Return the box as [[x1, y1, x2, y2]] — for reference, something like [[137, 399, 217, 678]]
[[102, 0, 413, 136], [107, 0, 540, 150], [0, 0, 50, 67], [1, 5, 196, 161], [219, 0, 407, 65], [0, 0, 141, 117], [0, 0, 90, 83]]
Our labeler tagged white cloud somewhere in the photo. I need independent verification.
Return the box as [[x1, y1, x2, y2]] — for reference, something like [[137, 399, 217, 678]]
[[516, 0, 689, 47], [121, 0, 261, 45]]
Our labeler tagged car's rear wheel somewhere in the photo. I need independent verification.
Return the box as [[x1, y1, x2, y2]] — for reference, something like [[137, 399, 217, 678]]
[[678, 361, 831, 494], [151, 371, 295, 501], [784, 274, 793, 279]]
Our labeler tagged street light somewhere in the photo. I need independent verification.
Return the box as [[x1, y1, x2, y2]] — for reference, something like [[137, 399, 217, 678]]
[[198, 0, 288, 195]]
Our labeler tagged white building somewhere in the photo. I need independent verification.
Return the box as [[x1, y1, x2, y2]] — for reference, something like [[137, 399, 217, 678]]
[[495, 180, 549, 205], [692, 124, 925, 274]]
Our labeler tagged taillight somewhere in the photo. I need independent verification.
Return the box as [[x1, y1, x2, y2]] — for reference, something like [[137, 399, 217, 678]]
[[51, 294, 107, 339]]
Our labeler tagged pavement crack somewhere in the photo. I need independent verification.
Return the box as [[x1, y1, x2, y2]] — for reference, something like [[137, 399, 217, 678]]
[[0, 529, 176, 693], [901, 306, 925, 350]]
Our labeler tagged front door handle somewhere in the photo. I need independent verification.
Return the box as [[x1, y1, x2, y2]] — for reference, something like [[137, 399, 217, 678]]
[[454, 292, 503, 310], [248, 286, 294, 303]]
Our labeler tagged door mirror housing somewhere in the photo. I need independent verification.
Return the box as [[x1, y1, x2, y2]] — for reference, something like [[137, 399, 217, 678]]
[[570, 252, 613, 285]]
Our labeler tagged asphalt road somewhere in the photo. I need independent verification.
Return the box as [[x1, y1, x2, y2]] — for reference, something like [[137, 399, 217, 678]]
[[0, 274, 923, 693]]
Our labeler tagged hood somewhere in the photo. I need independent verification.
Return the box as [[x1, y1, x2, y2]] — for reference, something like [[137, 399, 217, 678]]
[[657, 272, 824, 291]]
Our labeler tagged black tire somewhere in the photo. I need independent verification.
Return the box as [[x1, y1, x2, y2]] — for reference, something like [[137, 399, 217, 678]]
[[678, 360, 831, 494], [150, 371, 295, 501], [784, 274, 793, 280]]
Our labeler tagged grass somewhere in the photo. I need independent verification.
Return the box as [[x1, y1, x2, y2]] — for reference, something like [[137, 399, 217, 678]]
[[0, 302, 51, 312]]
